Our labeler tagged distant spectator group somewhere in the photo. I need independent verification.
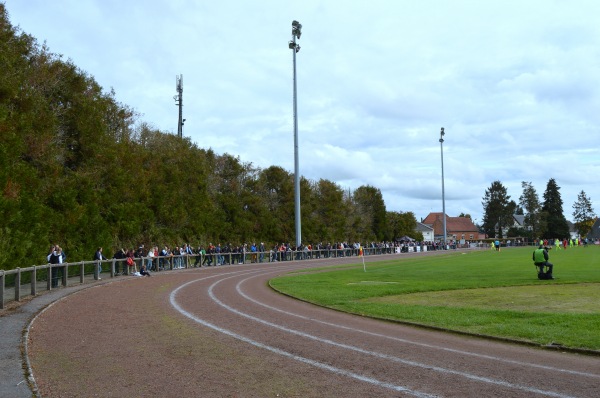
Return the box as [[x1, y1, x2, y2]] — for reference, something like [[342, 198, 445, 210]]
[[44, 239, 473, 282]]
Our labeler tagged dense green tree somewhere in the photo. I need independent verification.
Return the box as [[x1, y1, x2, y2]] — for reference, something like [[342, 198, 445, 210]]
[[481, 181, 515, 238], [514, 206, 524, 215], [572, 190, 596, 237], [256, 165, 295, 243], [386, 211, 417, 241], [1, 6, 421, 269], [541, 178, 569, 239], [506, 226, 533, 239], [519, 181, 542, 237], [351, 186, 387, 241], [309, 179, 347, 243]]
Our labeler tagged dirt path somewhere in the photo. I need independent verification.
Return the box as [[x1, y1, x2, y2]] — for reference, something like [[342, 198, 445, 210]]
[[27, 254, 600, 397]]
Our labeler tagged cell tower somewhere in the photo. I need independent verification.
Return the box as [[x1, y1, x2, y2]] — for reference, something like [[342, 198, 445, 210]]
[[174, 74, 184, 138]]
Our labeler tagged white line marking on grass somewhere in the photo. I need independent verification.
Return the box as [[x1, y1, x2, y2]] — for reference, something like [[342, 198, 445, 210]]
[[236, 273, 600, 380]]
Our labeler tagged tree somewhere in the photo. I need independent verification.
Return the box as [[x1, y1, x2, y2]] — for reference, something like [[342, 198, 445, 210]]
[[481, 181, 515, 238], [572, 190, 596, 237], [386, 211, 417, 241], [514, 206, 524, 215], [541, 178, 569, 239], [310, 179, 348, 243], [506, 226, 532, 239], [255, 166, 295, 242], [2, 6, 431, 269], [351, 186, 387, 242], [519, 181, 542, 237]]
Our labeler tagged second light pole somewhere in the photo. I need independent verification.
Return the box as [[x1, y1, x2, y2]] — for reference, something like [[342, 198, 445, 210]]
[[439, 127, 447, 248], [289, 20, 302, 248]]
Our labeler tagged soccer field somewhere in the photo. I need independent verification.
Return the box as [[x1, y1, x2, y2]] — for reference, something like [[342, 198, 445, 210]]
[[270, 245, 600, 351]]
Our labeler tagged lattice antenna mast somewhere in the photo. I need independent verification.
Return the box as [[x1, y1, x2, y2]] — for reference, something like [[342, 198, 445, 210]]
[[174, 74, 184, 138]]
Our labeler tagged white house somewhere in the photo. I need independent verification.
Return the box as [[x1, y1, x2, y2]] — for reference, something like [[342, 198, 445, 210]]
[[415, 222, 434, 242]]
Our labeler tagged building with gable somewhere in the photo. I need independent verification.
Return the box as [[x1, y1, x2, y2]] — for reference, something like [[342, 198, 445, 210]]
[[587, 218, 600, 241], [415, 222, 434, 242], [421, 212, 482, 241]]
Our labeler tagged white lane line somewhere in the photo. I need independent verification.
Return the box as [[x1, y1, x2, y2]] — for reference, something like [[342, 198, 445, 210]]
[[235, 273, 600, 380], [169, 278, 438, 398], [204, 274, 578, 398]]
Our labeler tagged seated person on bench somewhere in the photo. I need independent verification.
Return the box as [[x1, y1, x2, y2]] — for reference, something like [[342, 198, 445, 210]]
[[532, 245, 554, 279]]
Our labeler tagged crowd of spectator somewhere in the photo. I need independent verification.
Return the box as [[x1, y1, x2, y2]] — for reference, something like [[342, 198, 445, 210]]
[[42, 239, 472, 283], [79, 240, 463, 273]]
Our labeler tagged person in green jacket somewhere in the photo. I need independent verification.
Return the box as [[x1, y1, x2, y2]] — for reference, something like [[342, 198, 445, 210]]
[[532, 245, 554, 279]]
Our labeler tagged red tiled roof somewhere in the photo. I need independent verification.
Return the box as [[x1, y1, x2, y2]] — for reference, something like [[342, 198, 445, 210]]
[[422, 212, 444, 224], [422, 212, 478, 235]]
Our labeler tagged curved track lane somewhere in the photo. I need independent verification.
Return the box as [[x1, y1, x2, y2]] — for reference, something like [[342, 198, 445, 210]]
[[28, 256, 600, 397]]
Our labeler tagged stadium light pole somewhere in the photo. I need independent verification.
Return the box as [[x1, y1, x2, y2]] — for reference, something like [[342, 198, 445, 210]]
[[289, 20, 302, 249], [439, 127, 447, 248]]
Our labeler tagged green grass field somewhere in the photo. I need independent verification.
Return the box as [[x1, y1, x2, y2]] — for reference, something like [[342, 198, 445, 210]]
[[269, 245, 600, 351]]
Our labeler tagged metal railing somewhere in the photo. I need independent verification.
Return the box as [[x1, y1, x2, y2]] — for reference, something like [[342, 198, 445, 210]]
[[1, 245, 463, 309]]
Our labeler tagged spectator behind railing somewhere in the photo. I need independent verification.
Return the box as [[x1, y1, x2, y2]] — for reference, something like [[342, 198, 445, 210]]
[[46, 239, 466, 276], [126, 248, 136, 273], [172, 246, 182, 269], [113, 248, 126, 275], [47, 245, 66, 288], [1, 238, 468, 310], [159, 246, 171, 270], [147, 246, 157, 271], [93, 247, 107, 280], [194, 246, 205, 267]]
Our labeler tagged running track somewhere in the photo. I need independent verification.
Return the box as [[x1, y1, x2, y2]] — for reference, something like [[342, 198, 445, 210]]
[[28, 254, 600, 397]]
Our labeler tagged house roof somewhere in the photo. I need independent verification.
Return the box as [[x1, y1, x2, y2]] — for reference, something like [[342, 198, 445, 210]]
[[588, 218, 600, 239], [422, 212, 445, 225], [422, 212, 478, 233], [447, 217, 479, 232], [416, 222, 434, 232], [513, 214, 525, 226]]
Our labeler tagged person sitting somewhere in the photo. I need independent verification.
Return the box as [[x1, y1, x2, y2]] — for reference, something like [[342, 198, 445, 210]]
[[139, 262, 152, 277], [532, 245, 554, 280]]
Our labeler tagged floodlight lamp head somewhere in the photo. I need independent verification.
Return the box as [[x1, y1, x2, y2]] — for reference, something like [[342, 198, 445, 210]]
[[292, 20, 302, 39]]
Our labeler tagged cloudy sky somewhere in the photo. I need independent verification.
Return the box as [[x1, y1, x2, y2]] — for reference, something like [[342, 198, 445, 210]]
[[6, 0, 600, 224]]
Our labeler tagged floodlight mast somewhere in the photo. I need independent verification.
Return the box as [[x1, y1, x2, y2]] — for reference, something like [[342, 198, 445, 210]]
[[439, 127, 447, 248], [289, 21, 302, 248], [175, 74, 184, 138]]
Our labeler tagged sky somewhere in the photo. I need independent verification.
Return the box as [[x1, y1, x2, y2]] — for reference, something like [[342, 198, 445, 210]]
[[5, 0, 600, 225]]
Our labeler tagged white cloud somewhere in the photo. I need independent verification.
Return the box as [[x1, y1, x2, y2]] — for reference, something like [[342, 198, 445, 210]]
[[7, 0, 600, 223]]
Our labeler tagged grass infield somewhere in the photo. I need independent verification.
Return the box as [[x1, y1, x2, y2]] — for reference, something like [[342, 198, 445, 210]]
[[269, 245, 600, 351]]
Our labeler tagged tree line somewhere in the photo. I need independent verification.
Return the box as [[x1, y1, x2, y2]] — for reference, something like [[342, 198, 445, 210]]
[[0, 5, 421, 270], [481, 179, 596, 239]]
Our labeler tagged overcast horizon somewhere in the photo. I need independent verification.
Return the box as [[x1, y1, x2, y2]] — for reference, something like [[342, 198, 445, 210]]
[[6, 1, 599, 225]]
